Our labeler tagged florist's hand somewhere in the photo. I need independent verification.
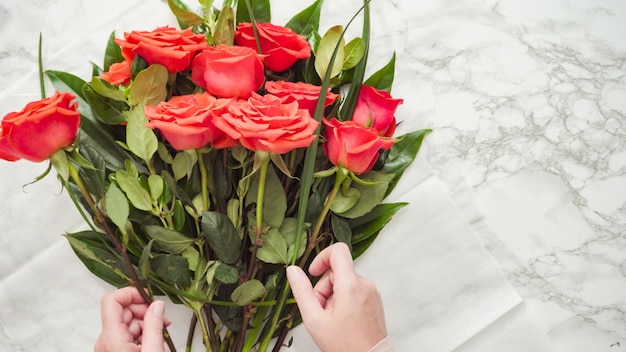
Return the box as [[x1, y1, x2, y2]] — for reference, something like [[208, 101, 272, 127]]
[[287, 242, 388, 352], [95, 287, 168, 352]]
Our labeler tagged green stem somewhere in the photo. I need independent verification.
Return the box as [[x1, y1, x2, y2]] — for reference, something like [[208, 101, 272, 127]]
[[258, 171, 346, 351], [242, 303, 270, 350], [186, 313, 197, 352], [38, 33, 46, 99], [197, 150, 210, 211], [67, 163, 177, 352], [298, 170, 346, 268], [203, 305, 220, 351], [194, 308, 213, 352], [257, 282, 291, 352], [247, 152, 270, 280]]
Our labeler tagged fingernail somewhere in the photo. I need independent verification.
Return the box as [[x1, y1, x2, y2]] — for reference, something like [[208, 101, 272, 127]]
[[152, 300, 165, 317], [286, 266, 299, 283]]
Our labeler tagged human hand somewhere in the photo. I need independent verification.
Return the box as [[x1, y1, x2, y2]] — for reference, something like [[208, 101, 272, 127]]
[[95, 286, 169, 352], [286, 242, 388, 352]]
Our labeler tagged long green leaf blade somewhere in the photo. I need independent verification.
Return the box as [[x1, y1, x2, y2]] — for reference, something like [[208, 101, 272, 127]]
[[285, 0, 323, 36]]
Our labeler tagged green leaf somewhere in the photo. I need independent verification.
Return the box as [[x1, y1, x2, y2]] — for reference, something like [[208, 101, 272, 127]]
[[148, 174, 164, 201], [364, 52, 396, 92], [130, 56, 148, 79], [315, 25, 345, 80], [79, 118, 129, 171], [280, 218, 307, 261], [105, 183, 130, 230], [126, 106, 158, 162], [246, 165, 286, 228], [151, 254, 192, 288], [285, 0, 322, 36], [182, 246, 200, 271], [330, 187, 360, 213], [116, 170, 153, 211], [339, 2, 370, 119], [139, 239, 155, 279], [231, 279, 266, 306], [46, 70, 92, 118], [90, 77, 127, 102], [208, 151, 231, 208], [382, 129, 431, 195], [215, 263, 239, 284], [172, 150, 197, 181], [343, 38, 365, 71], [337, 171, 395, 219], [163, 171, 196, 210], [83, 84, 127, 125], [202, 211, 242, 264], [199, 0, 214, 10], [352, 231, 379, 259], [167, 0, 204, 26], [214, 285, 243, 331], [349, 202, 407, 244], [129, 64, 168, 106], [331, 214, 352, 251], [65, 231, 129, 287], [77, 145, 107, 200], [236, 0, 271, 25], [157, 143, 174, 164], [256, 228, 289, 264], [49, 149, 69, 182], [103, 31, 124, 71], [144, 225, 195, 254], [173, 199, 186, 231], [214, 5, 235, 46]]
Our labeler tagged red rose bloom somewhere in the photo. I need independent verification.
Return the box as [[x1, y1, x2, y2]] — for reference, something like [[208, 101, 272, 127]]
[[265, 80, 339, 117], [115, 26, 208, 73], [145, 93, 237, 150], [191, 45, 265, 99], [213, 93, 319, 154], [0, 92, 80, 162], [98, 60, 132, 86], [351, 85, 403, 137], [322, 117, 394, 175], [235, 22, 311, 72]]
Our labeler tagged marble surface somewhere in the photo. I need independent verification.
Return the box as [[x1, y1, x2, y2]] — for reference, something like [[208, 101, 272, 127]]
[[0, 0, 623, 351]]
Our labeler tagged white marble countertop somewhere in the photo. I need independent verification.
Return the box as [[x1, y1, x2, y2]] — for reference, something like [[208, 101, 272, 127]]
[[0, 0, 624, 351]]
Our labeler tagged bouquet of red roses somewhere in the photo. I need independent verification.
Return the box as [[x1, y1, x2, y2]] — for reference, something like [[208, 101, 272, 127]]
[[0, 0, 429, 350]]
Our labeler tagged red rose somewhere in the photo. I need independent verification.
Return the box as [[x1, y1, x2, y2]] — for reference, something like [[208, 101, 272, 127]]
[[235, 22, 311, 72], [191, 45, 265, 99], [145, 92, 237, 150], [265, 80, 339, 117], [322, 118, 394, 175], [0, 92, 80, 162], [351, 85, 403, 137], [98, 60, 132, 86], [213, 93, 319, 154], [115, 26, 208, 73]]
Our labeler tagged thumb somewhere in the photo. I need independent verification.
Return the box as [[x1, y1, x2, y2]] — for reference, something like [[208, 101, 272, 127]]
[[286, 266, 323, 321], [141, 300, 166, 352]]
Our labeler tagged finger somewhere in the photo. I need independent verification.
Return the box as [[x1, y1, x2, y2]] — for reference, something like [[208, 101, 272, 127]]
[[141, 301, 166, 352], [308, 242, 354, 278], [128, 303, 150, 320], [100, 287, 144, 329], [286, 266, 324, 320], [100, 287, 137, 329], [312, 270, 334, 307], [128, 318, 143, 341]]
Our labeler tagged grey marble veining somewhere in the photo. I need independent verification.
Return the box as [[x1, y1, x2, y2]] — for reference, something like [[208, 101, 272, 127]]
[[388, 0, 626, 350]]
